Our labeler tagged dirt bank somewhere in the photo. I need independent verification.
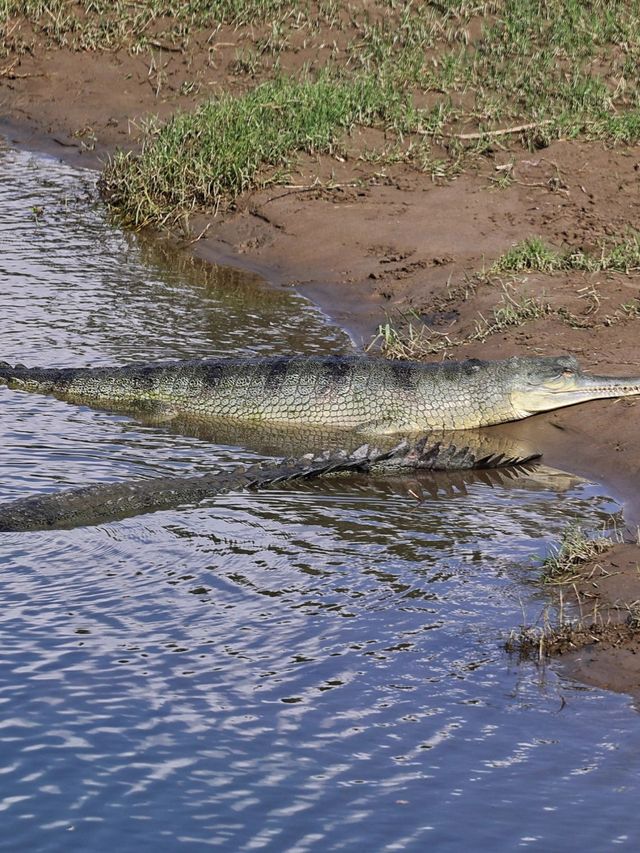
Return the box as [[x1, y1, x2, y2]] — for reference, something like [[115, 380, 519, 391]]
[[1, 14, 640, 701]]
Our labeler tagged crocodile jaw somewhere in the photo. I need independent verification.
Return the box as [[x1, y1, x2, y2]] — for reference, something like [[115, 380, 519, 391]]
[[511, 372, 640, 417]]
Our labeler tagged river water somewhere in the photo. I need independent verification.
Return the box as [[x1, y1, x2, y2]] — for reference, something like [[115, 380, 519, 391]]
[[1, 147, 639, 851]]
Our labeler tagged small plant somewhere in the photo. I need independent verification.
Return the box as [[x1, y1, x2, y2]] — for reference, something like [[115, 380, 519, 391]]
[[490, 237, 562, 273], [505, 618, 623, 660], [490, 287, 551, 328], [178, 79, 201, 96], [603, 233, 640, 273], [621, 298, 640, 317], [368, 316, 455, 359], [626, 601, 640, 630], [492, 233, 640, 275], [541, 524, 613, 585], [231, 47, 262, 76]]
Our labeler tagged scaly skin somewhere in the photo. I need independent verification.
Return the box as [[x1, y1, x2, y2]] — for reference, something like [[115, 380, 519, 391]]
[[2, 354, 640, 432], [0, 436, 541, 532]]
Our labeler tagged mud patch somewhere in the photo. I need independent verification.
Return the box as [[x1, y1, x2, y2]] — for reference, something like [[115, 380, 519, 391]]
[[507, 541, 640, 699]]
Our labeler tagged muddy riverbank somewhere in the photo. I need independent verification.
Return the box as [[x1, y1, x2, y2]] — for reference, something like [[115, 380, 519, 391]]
[[1, 10, 640, 700]]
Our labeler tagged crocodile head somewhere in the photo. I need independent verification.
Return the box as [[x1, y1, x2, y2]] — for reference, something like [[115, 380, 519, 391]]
[[507, 355, 640, 418]]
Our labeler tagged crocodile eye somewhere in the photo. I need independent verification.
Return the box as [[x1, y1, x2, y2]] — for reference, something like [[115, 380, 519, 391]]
[[562, 368, 574, 377]]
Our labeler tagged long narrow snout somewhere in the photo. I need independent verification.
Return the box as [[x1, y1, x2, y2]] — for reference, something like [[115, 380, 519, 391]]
[[512, 365, 640, 418], [557, 371, 640, 405]]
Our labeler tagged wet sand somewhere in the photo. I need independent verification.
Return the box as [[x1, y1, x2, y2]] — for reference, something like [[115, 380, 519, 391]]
[[1, 27, 640, 699]]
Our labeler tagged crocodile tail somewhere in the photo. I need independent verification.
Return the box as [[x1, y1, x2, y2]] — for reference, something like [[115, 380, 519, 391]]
[[425, 443, 542, 470], [0, 361, 19, 386], [0, 444, 401, 532]]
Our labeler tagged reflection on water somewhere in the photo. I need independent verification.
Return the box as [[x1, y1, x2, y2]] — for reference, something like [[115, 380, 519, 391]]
[[0, 149, 351, 365], [1, 148, 640, 853], [125, 416, 544, 463]]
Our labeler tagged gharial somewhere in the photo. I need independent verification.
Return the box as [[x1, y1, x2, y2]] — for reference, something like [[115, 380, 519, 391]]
[[0, 353, 638, 531], [1, 353, 639, 433]]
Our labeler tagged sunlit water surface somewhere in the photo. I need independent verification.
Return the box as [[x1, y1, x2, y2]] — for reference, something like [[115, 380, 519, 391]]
[[1, 148, 639, 852]]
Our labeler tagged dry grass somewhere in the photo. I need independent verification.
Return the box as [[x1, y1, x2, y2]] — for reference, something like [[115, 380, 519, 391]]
[[505, 523, 630, 661], [541, 524, 615, 585], [369, 286, 551, 359]]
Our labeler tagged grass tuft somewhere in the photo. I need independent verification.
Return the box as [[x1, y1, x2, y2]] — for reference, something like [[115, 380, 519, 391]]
[[100, 72, 413, 227], [489, 288, 551, 327], [505, 521, 626, 660], [541, 524, 613, 585], [491, 237, 561, 273], [368, 317, 454, 359], [492, 234, 640, 274]]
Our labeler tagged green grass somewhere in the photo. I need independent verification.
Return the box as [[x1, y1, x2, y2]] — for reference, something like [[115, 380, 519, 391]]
[[353, 0, 640, 144], [100, 0, 640, 223], [541, 525, 614, 584], [491, 238, 562, 273], [5, 1, 639, 221], [100, 72, 417, 227], [0, 0, 294, 49], [492, 234, 640, 274]]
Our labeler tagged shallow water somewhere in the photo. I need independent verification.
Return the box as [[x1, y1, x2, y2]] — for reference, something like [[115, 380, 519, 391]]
[[1, 148, 639, 852]]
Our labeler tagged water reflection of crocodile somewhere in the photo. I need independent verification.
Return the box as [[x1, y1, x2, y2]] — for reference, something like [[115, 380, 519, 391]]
[[2, 354, 639, 432]]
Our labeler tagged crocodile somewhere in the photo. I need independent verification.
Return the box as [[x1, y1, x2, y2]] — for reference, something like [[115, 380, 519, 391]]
[[1, 353, 640, 432], [0, 435, 540, 532]]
